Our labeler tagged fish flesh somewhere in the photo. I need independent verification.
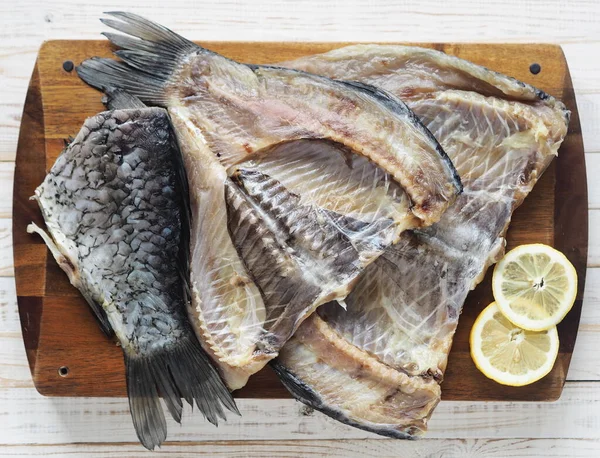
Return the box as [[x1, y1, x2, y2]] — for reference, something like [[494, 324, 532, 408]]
[[28, 89, 238, 450], [77, 14, 462, 389], [273, 45, 569, 436]]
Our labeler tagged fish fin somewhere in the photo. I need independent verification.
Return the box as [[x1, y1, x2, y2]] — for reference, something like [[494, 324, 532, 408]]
[[77, 12, 200, 104], [78, 297, 112, 337], [125, 354, 167, 450], [102, 87, 147, 110], [270, 360, 322, 405], [26, 223, 113, 336], [77, 57, 169, 104], [125, 335, 239, 450], [271, 360, 414, 439]]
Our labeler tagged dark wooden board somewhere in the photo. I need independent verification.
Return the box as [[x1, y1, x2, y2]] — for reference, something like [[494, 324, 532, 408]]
[[13, 41, 587, 401]]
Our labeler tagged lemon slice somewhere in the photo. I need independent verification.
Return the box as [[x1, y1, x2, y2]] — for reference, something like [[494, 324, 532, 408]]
[[470, 302, 559, 386], [492, 244, 577, 331]]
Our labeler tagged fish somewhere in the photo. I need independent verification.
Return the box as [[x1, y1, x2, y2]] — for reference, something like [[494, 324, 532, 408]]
[[273, 44, 569, 437], [27, 89, 238, 450], [76, 13, 462, 389]]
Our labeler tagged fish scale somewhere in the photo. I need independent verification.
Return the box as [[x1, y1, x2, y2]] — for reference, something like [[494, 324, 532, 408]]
[[29, 91, 237, 450]]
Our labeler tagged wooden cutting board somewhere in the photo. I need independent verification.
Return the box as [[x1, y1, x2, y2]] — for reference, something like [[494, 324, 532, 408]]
[[13, 40, 587, 401]]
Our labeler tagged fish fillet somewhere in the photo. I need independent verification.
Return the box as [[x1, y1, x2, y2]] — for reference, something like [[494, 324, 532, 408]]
[[274, 45, 569, 436], [77, 15, 462, 389]]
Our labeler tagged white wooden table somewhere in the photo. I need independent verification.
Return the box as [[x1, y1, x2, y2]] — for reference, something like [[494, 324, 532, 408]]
[[1, 1, 599, 456]]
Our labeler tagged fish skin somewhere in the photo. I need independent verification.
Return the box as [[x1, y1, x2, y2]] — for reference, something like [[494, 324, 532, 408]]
[[77, 13, 462, 389], [28, 104, 237, 450], [274, 44, 569, 437], [277, 44, 564, 108], [273, 315, 441, 438]]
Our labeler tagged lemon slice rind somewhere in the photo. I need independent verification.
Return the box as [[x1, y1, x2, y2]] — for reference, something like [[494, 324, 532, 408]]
[[492, 243, 577, 332], [470, 302, 559, 387]]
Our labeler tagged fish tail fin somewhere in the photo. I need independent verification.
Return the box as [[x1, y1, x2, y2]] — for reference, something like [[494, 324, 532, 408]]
[[77, 11, 200, 104], [125, 335, 239, 450], [125, 354, 168, 450], [102, 87, 147, 110]]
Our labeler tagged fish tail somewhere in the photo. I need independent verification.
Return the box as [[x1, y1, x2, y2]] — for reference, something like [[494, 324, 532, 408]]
[[125, 335, 239, 450], [77, 12, 200, 104], [102, 87, 147, 110], [125, 354, 167, 450]]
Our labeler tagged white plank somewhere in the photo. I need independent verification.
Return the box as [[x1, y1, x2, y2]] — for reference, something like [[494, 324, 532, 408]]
[[0, 278, 33, 389], [575, 93, 600, 155], [567, 268, 600, 380], [590, 211, 600, 267], [563, 44, 600, 96], [0, 45, 35, 163], [562, 44, 600, 154], [587, 154, 600, 209], [562, 43, 600, 154], [0, 163, 14, 218], [0, 382, 600, 444], [0, 439, 599, 458], [0, 0, 597, 43], [0, 219, 12, 277], [0, 382, 598, 444]]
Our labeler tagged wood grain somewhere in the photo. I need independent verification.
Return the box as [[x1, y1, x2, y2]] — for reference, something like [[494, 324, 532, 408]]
[[587, 154, 600, 208], [589, 211, 600, 267], [1, 439, 599, 458], [0, 219, 12, 277], [1, 382, 600, 443], [12, 40, 587, 401]]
